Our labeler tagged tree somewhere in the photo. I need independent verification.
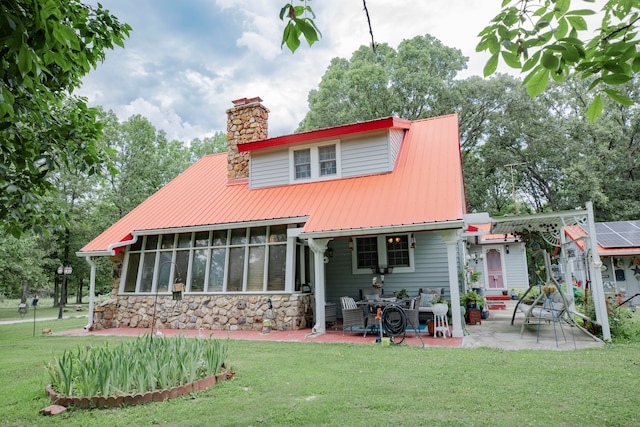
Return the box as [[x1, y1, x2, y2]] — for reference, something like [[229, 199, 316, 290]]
[[477, 0, 640, 120], [279, 1, 638, 120], [189, 132, 228, 163], [92, 112, 191, 222], [297, 35, 467, 131], [0, 0, 130, 237], [0, 234, 54, 300]]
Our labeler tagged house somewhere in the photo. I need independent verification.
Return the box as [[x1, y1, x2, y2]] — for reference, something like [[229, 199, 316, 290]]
[[563, 220, 640, 308], [77, 97, 468, 337], [462, 223, 528, 296]]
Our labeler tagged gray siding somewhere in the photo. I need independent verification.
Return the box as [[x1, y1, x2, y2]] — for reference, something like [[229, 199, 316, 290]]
[[505, 243, 528, 289], [249, 150, 289, 188], [250, 130, 398, 188], [325, 232, 452, 316], [389, 129, 404, 169], [341, 133, 390, 178]]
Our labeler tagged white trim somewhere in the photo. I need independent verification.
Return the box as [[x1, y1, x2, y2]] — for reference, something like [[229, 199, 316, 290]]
[[289, 140, 342, 183], [301, 221, 465, 239]]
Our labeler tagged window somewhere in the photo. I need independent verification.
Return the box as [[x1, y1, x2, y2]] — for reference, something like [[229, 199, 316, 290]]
[[386, 235, 410, 267], [356, 237, 378, 270], [293, 149, 311, 179], [122, 225, 291, 294], [319, 145, 336, 176], [290, 142, 340, 182], [352, 234, 415, 274]]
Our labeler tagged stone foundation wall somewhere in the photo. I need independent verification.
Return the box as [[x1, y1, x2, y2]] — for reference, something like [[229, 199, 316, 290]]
[[91, 293, 312, 332]]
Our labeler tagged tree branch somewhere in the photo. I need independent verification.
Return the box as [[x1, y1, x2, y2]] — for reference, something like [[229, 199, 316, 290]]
[[362, 0, 376, 51]]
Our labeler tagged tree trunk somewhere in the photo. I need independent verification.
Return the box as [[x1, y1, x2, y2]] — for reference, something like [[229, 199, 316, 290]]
[[53, 275, 59, 307], [76, 278, 83, 303], [20, 279, 28, 305]]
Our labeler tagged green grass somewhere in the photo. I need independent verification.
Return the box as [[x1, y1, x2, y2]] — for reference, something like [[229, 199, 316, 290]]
[[0, 297, 90, 322], [1, 319, 639, 426]]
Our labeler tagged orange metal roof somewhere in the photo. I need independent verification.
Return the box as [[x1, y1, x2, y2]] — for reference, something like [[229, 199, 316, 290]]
[[80, 114, 465, 254]]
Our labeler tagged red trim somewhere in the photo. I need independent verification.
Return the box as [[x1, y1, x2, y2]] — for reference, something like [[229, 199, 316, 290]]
[[113, 233, 134, 255], [238, 117, 411, 152]]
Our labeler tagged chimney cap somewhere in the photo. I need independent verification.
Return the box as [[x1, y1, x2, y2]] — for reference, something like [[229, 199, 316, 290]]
[[231, 97, 263, 107]]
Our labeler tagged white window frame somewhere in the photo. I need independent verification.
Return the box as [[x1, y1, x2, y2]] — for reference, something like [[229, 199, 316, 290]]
[[351, 234, 415, 274], [289, 140, 341, 183]]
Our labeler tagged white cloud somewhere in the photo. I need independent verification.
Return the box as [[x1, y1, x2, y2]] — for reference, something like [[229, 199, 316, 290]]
[[79, 0, 519, 143]]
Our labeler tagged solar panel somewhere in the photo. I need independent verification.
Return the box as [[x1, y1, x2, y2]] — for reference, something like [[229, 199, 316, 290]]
[[596, 221, 640, 248]]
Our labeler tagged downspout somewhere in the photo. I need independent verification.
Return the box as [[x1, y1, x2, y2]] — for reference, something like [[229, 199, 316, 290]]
[[84, 256, 97, 330]]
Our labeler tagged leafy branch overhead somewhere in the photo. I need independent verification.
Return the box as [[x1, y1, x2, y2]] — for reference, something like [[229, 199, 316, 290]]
[[477, 0, 640, 121], [279, 1, 321, 52]]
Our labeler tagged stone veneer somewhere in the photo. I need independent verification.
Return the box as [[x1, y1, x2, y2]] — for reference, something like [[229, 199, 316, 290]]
[[226, 97, 269, 180], [91, 293, 312, 332]]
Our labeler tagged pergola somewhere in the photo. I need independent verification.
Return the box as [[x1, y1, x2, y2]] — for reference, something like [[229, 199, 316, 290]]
[[488, 201, 611, 340]]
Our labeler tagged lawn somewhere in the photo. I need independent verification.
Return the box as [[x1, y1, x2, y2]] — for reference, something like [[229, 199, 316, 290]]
[[1, 318, 638, 427]]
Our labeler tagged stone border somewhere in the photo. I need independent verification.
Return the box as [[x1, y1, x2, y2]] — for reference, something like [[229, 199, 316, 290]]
[[45, 369, 231, 409]]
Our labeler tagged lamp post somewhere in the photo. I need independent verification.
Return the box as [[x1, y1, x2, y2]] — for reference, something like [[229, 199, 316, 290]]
[[57, 265, 73, 320]]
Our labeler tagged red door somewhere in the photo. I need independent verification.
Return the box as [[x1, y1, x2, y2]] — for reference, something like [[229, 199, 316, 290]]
[[486, 248, 505, 290]]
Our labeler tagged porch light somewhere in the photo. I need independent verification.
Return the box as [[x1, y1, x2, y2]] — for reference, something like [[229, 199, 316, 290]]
[[505, 244, 510, 254], [410, 233, 416, 249], [348, 237, 354, 252]]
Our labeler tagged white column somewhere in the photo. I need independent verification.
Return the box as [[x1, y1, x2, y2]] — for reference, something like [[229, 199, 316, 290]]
[[559, 226, 576, 312], [308, 238, 330, 335], [84, 256, 97, 330], [439, 229, 464, 338], [586, 201, 611, 341]]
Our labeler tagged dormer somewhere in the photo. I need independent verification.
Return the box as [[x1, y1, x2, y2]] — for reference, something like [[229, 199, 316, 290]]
[[234, 108, 411, 189]]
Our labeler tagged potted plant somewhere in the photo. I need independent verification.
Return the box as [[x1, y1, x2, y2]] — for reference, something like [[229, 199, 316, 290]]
[[460, 290, 485, 309], [395, 289, 410, 300]]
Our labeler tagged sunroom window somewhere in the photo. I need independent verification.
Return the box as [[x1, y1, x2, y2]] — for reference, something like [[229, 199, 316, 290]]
[[121, 225, 290, 294]]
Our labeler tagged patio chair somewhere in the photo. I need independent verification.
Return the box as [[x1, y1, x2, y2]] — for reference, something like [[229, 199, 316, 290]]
[[340, 297, 368, 336], [403, 296, 422, 337]]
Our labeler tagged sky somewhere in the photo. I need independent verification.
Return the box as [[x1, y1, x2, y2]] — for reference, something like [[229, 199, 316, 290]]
[[78, 0, 511, 143]]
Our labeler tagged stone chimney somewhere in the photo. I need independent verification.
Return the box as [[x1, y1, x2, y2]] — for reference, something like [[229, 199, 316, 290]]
[[226, 97, 269, 180]]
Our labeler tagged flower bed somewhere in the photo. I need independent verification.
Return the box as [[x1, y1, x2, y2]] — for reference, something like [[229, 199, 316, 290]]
[[45, 369, 231, 409], [45, 333, 230, 409]]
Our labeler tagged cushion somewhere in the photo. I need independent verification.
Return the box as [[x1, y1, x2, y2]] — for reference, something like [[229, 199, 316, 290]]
[[419, 293, 432, 307]]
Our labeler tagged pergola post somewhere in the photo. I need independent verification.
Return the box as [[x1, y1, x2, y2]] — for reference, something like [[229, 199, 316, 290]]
[[586, 201, 611, 341]]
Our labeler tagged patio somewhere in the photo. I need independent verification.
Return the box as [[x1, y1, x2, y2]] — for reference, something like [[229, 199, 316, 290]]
[[59, 300, 604, 350]]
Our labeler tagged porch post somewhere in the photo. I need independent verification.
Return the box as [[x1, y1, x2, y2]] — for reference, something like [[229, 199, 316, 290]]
[[83, 256, 97, 330], [439, 229, 463, 338], [308, 238, 330, 335], [586, 201, 611, 341]]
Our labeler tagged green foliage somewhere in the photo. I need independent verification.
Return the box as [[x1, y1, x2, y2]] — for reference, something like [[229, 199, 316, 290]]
[[461, 290, 486, 308], [280, 1, 321, 52], [0, 0, 130, 237], [297, 35, 467, 131], [477, 0, 640, 120], [46, 334, 229, 397], [0, 234, 55, 298]]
